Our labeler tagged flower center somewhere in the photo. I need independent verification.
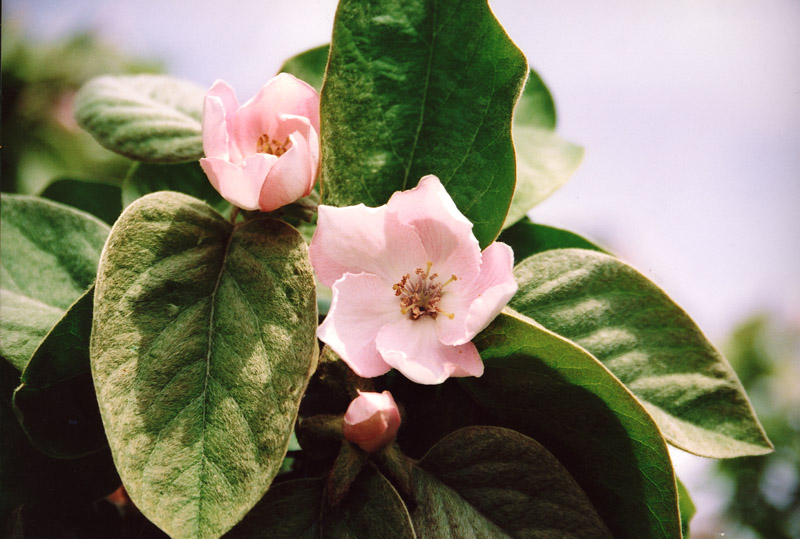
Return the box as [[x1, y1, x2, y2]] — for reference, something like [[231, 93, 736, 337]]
[[256, 134, 292, 157], [392, 262, 457, 320]]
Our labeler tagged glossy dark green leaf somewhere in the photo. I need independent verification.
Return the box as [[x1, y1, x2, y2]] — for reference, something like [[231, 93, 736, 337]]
[[13, 287, 106, 459], [462, 311, 681, 538], [75, 74, 205, 163], [279, 44, 329, 92], [412, 426, 611, 538], [40, 179, 123, 226], [320, 0, 528, 248], [0, 195, 109, 371], [90, 192, 318, 538], [122, 161, 229, 214], [497, 218, 605, 264], [510, 249, 773, 458]]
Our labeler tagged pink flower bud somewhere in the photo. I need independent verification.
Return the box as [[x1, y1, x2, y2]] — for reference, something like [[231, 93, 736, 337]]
[[199, 74, 320, 212], [342, 391, 401, 453]]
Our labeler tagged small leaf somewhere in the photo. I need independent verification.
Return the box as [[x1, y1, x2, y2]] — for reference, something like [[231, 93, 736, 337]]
[[75, 74, 205, 163], [412, 426, 611, 538], [497, 218, 605, 264], [40, 179, 123, 226], [122, 161, 228, 214], [321, 0, 528, 248], [13, 286, 106, 459], [677, 477, 696, 537], [279, 44, 329, 92], [0, 195, 109, 371], [510, 249, 773, 458], [463, 311, 681, 538], [514, 69, 557, 130], [91, 192, 318, 538], [504, 127, 584, 227]]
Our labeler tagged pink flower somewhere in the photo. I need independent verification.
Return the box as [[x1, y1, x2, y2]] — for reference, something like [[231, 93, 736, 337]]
[[343, 391, 401, 453], [199, 74, 320, 212], [310, 175, 518, 385]]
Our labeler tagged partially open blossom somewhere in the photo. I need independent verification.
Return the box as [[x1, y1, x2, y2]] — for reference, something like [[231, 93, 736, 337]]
[[310, 175, 518, 385], [343, 391, 401, 452], [199, 74, 320, 212]]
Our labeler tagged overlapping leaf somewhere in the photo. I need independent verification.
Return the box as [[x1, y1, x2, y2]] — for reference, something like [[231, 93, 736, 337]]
[[321, 0, 528, 247], [75, 74, 205, 163], [90, 192, 318, 538], [122, 161, 228, 213], [510, 249, 772, 458], [498, 217, 604, 263]]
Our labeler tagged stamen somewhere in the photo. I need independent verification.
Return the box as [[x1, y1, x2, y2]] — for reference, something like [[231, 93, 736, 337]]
[[391, 263, 458, 321], [256, 134, 292, 156]]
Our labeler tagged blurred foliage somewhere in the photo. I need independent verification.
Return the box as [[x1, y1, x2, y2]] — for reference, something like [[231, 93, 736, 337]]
[[1, 23, 162, 195], [713, 314, 800, 538]]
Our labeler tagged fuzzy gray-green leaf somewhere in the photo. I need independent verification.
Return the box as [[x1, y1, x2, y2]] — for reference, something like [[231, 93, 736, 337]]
[[510, 249, 773, 458], [75, 74, 205, 163], [91, 192, 317, 538]]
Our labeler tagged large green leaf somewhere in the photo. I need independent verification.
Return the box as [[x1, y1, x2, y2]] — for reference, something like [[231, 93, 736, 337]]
[[320, 0, 528, 248], [510, 249, 773, 458], [13, 287, 106, 459], [463, 311, 681, 538], [75, 74, 205, 163], [227, 469, 415, 538], [497, 218, 605, 264], [40, 179, 123, 226], [279, 44, 329, 92], [122, 161, 228, 214], [0, 195, 109, 371], [412, 426, 611, 538], [90, 192, 318, 538]]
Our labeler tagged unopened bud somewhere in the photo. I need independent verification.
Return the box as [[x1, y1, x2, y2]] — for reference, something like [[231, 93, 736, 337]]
[[342, 390, 401, 453]]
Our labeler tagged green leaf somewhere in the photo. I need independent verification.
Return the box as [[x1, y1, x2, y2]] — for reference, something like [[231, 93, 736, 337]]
[[412, 425, 611, 538], [13, 286, 107, 459], [90, 192, 318, 538], [514, 69, 557, 130], [122, 161, 229, 214], [279, 44, 329, 92], [677, 477, 696, 537], [504, 127, 584, 227], [75, 74, 205, 163], [320, 0, 528, 248], [227, 469, 415, 538], [497, 218, 605, 264], [463, 311, 681, 539], [0, 195, 109, 371], [40, 179, 123, 226], [510, 249, 773, 458]]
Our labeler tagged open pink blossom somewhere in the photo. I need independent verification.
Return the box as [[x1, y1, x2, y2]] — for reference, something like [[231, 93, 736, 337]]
[[199, 74, 320, 212], [310, 175, 518, 385], [343, 391, 401, 453]]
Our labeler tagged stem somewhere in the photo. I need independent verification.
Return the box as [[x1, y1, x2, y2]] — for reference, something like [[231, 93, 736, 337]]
[[229, 206, 240, 224]]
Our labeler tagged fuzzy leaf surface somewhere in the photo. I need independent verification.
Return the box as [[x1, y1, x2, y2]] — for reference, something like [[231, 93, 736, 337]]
[[75, 74, 205, 163], [510, 249, 772, 458], [463, 311, 681, 538], [90, 192, 317, 538], [320, 0, 528, 248], [412, 426, 611, 538], [0, 195, 109, 371]]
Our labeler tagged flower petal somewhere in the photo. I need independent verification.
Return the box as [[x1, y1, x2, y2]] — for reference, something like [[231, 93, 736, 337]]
[[376, 317, 484, 384], [258, 124, 315, 212], [310, 206, 427, 287], [437, 241, 518, 345], [202, 80, 241, 162], [317, 273, 400, 378], [200, 154, 275, 211]]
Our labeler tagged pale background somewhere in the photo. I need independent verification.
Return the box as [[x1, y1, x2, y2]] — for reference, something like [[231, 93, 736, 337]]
[[5, 0, 799, 535]]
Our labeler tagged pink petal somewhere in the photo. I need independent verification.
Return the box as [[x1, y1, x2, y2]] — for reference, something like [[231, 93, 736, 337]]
[[310, 207, 427, 288], [387, 175, 481, 282], [202, 80, 241, 163], [376, 317, 484, 384], [200, 155, 275, 211], [436, 241, 518, 345], [317, 273, 400, 378], [258, 127, 315, 212], [343, 391, 401, 453]]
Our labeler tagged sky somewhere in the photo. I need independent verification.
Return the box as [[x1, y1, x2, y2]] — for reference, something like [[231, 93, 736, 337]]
[[4, 0, 799, 533]]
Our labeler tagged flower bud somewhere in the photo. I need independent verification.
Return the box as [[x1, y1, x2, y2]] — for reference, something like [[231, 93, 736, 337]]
[[342, 390, 401, 453]]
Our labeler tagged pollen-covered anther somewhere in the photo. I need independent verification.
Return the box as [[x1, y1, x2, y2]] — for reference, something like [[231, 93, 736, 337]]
[[393, 262, 457, 320], [257, 134, 292, 156]]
